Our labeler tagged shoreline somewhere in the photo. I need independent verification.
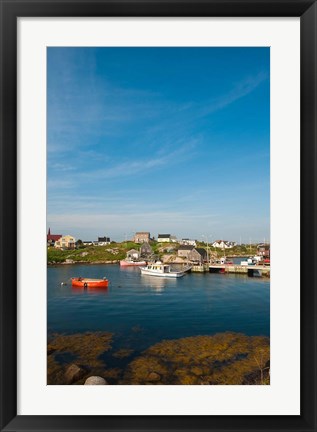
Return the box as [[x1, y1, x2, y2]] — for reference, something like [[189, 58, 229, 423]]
[[48, 260, 120, 266], [48, 254, 256, 266]]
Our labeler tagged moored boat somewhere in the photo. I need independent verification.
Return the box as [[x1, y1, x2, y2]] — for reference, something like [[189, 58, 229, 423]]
[[120, 258, 147, 267], [213, 257, 233, 265], [241, 256, 263, 266], [71, 277, 109, 288], [139, 261, 187, 278]]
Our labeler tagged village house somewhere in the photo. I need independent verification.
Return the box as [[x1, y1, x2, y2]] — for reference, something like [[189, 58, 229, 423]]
[[188, 248, 208, 264], [227, 241, 237, 248], [257, 244, 270, 258], [133, 232, 151, 243], [180, 238, 197, 247], [157, 234, 177, 243], [126, 249, 141, 260], [54, 235, 76, 250], [212, 240, 236, 249], [177, 245, 195, 259], [95, 236, 111, 246], [47, 228, 62, 247], [140, 242, 152, 258]]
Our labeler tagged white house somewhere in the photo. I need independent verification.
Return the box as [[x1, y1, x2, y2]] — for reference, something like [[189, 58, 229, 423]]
[[180, 238, 197, 247], [212, 240, 236, 249], [55, 235, 76, 250], [95, 236, 111, 246], [157, 234, 177, 243], [126, 249, 140, 259]]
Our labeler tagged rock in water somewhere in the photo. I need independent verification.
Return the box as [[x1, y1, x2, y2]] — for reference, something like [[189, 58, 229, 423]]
[[64, 364, 86, 384], [84, 376, 108, 385], [147, 372, 161, 382]]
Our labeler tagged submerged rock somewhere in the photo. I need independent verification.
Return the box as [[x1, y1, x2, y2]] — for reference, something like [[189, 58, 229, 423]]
[[84, 376, 108, 385], [123, 356, 168, 385], [147, 372, 161, 382], [47, 331, 113, 385], [64, 364, 87, 384]]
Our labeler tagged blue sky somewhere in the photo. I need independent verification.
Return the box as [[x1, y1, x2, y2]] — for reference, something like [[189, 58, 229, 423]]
[[47, 47, 270, 243]]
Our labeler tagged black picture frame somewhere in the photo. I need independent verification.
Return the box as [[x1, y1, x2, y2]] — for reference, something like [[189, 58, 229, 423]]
[[0, 1, 316, 431]]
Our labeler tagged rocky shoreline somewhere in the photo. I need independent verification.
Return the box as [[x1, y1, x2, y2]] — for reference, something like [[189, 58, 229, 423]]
[[48, 253, 258, 266], [48, 259, 120, 266]]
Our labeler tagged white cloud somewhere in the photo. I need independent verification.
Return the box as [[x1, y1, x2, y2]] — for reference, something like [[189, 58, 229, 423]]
[[200, 71, 268, 117]]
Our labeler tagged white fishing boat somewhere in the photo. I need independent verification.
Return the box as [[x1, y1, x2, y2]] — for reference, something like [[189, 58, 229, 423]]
[[139, 261, 187, 278]]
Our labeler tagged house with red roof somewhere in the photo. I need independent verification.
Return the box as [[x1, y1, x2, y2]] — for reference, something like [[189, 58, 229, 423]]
[[47, 228, 62, 247]]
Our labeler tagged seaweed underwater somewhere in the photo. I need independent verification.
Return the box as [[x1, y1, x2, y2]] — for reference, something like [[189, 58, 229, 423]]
[[47, 331, 270, 385]]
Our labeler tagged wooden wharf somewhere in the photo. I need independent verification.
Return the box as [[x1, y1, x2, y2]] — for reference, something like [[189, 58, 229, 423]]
[[209, 264, 270, 277], [191, 264, 209, 272]]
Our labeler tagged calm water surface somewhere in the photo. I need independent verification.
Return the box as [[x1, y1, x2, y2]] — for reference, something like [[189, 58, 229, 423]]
[[48, 263, 270, 357]]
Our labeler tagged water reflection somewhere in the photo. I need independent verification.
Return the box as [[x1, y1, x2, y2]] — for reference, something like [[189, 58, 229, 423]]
[[71, 286, 109, 294], [119, 266, 143, 272], [140, 275, 177, 293]]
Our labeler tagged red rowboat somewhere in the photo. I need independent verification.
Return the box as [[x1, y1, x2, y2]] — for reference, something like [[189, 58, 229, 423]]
[[71, 277, 108, 288]]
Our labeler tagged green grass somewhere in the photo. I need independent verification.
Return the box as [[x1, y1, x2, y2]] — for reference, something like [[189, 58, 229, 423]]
[[47, 242, 142, 264]]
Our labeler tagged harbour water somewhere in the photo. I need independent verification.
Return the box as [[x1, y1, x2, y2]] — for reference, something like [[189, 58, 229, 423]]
[[48, 263, 270, 363]]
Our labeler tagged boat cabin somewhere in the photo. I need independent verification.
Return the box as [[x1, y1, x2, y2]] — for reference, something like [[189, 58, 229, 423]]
[[146, 263, 171, 273]]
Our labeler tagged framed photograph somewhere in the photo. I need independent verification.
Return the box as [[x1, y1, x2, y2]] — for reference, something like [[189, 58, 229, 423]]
[[0, 0, 316, 431]]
